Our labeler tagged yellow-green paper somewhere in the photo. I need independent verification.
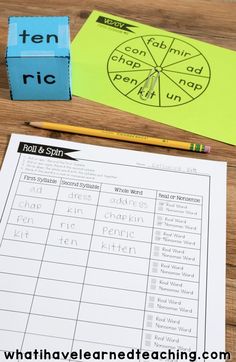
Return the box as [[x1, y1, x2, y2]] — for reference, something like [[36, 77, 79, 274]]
[[71, 10, 236, 145]]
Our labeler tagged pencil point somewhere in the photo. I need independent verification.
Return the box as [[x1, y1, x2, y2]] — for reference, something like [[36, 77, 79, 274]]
[[24, 121, 30, 125]]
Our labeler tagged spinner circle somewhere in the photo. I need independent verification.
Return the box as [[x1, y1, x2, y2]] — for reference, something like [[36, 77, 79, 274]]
[[107, 35, 211, 107]]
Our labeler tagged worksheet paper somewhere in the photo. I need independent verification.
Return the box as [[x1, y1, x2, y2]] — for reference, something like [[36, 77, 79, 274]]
[[0, 134, 226, 362]]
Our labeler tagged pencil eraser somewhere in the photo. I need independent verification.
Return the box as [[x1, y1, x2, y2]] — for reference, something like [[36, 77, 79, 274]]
[[204, 145, 211, 153], [6, 16, 71, 100]]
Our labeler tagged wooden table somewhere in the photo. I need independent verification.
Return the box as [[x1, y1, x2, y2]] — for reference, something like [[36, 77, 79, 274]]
[[0, 0, 235, 358]]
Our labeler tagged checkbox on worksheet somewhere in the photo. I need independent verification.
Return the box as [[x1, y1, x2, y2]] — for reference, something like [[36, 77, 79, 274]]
[[146, 321, 153, 328], [147, 314, 153, 321]]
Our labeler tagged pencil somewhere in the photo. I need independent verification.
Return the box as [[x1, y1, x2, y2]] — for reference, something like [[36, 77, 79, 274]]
[[26, 121, 211, 153]]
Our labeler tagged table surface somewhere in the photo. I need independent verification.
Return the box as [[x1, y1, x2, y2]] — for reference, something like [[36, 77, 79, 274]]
[[0, 0, 235, 358]]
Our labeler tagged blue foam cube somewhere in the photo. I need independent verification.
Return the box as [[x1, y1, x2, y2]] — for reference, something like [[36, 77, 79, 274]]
[[6, 16, 71, 100]]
